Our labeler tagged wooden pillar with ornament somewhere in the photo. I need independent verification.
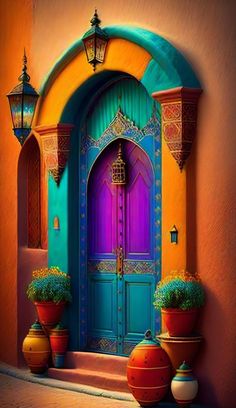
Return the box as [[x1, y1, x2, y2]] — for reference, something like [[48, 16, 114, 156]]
[[153, 87, 203, 372], [152, 87, 202, 171], [152, 87, 202, 275], [35, 123, 74, 272], [35, 124, 74, 185]]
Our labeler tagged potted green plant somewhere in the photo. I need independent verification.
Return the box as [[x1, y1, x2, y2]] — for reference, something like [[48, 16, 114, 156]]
[[27, 267, 72, 331], [153, 270, 205, 336]]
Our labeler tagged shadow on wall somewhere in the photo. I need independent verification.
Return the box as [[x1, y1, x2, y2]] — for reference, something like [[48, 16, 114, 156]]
[[186, 138, 223, 408], [194, 287, 225, 408], [17, 136, 48, 366]]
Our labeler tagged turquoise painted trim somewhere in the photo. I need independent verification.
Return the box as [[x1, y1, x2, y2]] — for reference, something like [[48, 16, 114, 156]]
[[39, 25, 200, 97], [107, 26, 200, 90], [48, 170, 69, 272], [173, 377, 197, 382]]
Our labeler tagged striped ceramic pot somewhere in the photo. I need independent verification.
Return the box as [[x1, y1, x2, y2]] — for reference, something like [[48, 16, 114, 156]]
[[171, 362, 198, 407]]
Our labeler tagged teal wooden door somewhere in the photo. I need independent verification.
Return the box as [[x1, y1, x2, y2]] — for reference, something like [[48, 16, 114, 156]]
[[78, 77, 161, 355], [87, 139, 156, 355]]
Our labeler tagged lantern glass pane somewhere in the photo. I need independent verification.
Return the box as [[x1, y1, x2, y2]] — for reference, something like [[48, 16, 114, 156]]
[[9, 94, 23, 128], [96, 38, 107, 62], [23, 95, 38, 128], [85, 37, 95, 62]]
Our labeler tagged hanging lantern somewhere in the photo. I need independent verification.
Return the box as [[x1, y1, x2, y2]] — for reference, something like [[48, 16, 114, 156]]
[[112, 143, 126, 185], [82, 9, 109, 71], [7, 50, 39, 145]]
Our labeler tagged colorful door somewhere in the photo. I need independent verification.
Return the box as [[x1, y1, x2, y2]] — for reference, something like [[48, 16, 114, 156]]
[[87, 139, 156, 355]]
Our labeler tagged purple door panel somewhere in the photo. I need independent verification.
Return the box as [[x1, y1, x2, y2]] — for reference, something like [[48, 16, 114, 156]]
[[88, 140, 153, 260]]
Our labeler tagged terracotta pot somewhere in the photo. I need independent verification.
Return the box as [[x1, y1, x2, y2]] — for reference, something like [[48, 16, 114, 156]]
[[157, 333, 203, 371], [34, 301, 66, 332], [22, 321, 51, 374], [171, 362, 198, 407], [50, 328, 69, 353], [162, 308, 199, 337], [127, 330, 171, 406]]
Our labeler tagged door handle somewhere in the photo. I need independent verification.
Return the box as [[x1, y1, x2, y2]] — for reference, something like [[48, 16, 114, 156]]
[[116, 245, 123, 278]]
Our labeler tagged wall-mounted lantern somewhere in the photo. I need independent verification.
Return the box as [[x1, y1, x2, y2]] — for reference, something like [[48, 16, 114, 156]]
[[82, 9, 109, 71], [7, 50, 39, 146], [53, 216, 60, 230], [170, 225, 178, 244]]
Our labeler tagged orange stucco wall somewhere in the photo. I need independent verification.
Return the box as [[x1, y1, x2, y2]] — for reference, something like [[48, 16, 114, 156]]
[[0, 0, 33, 366], [0, 1, 235, 407]]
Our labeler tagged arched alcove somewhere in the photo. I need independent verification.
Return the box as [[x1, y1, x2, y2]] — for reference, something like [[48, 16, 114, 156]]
[[18, 136, 41, 248]]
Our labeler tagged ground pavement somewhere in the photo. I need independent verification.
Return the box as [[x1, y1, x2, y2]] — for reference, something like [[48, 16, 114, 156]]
[[0, 373, 137, 408], [0, 363, 206, 408]]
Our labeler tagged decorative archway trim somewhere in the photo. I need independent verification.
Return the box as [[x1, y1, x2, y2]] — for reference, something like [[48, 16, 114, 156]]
[[39, 25, 200, 98]]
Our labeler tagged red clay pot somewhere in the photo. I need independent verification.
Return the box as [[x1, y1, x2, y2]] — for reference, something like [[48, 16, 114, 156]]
[[49, 326, 69, 354], [127, 330, 171, 406], [162, 308, 199, 337], [34, 301, 66, 329]]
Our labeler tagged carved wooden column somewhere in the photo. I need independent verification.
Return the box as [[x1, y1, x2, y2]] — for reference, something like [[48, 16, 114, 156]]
[[152, 87, 202, 170], [35, 124, 74, 184]]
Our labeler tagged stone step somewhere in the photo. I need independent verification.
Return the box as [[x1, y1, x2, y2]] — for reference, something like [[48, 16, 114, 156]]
[[48, 352, 130, 393]]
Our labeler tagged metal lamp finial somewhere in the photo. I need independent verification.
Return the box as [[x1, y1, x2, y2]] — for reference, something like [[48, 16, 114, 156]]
[[90, 9, 101, 26], [18, 49, 30, 83]]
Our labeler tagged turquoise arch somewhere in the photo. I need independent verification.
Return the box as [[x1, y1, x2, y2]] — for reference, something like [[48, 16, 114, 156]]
[[40, 25, 200, 98]]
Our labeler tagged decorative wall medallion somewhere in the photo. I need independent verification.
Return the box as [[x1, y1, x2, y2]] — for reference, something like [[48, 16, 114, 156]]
[[153, 87, 202, 170], [36, 124, 74, 184]]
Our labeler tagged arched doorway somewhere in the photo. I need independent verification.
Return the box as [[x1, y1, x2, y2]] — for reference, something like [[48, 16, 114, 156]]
[[78, 76, 161, 354]]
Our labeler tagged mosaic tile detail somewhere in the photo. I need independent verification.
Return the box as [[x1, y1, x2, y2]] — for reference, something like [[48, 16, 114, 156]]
[[87, 337, 117, 353], [123, 341, 137, 356], [123, 260, 155, 274]]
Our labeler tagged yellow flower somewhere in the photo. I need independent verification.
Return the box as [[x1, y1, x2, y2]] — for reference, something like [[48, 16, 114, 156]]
[[32, 266, 69, 280], [158, 269, 201, 288]]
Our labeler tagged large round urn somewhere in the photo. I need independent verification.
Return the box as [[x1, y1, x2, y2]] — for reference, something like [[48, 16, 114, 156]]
[[127, 330, 171, 406], [22, 321, 51, 374]]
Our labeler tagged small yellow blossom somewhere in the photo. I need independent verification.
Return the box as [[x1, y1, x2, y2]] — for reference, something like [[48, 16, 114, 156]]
[[32, 266, 69, 280], [158, 269, 201, 288]]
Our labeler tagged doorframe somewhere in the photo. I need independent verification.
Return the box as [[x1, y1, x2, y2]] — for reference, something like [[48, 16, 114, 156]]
[[79, 106, 161, 351]]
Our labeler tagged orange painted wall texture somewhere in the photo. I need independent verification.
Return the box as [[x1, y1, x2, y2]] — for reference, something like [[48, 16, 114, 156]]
[[0, 1, 236, 407]]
